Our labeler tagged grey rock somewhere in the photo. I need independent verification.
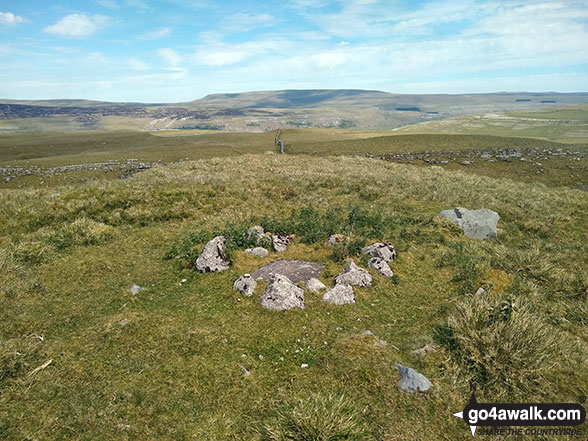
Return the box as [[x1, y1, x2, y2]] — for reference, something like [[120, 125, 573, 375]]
[[245, 247, 268, 257], [130, 284, 145, 295], [247, 226, 269, 247], [475, 287, 486, 295], [239, 365, 251, 377], [378, 339, 388, 346], [362, 242, 398, 263], [327, 234, 346, 246], [368, 257, 394, 278], [363, 330, 374, 335], [460, 160, 473, 166], [196, 236, 230, 273], [271, 234, 292, 252], [260, 274, 305, 311], [323, 283, 355, 305], [233, 274, 257, 296], [439, 207, 500, 240], [306, 277, 327, 292], [252, 260, 324, 283], [395, 363, 432, 392], [335, 260, 372, 287]]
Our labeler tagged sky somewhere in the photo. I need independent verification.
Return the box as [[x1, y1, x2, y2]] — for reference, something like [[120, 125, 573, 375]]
[[0, 0, 587, 102]]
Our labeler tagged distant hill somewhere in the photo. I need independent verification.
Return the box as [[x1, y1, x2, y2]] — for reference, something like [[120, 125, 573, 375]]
[[1, 90, 588, 133]]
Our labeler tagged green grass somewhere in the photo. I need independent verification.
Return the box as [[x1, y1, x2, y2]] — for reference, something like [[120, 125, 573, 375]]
[[1, 154, 587, 440]]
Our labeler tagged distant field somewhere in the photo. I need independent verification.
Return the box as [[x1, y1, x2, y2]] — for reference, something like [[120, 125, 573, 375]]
[[395, 105, 588, 143]]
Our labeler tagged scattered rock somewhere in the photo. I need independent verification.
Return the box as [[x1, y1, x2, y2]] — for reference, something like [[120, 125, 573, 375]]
[[306, 277, 327, 292], [363, 330, 374, 335], [411, 344, 436, 356], [247, 226, 268, 246], [368, 257, 394, 277], [252, 260, 324, 283], [49, 192, 60, 198], [439, 207, 500, 240], [378, 339, 387, 346], [300, 363, 309, 368], [260, 274, 305, 310], [327, 234, 346, 246], [245, 247, 268, 257], [395, 363, 432, 392], [233, 274, 257, 296], [271, 234, 292, 252], [239, 365, 251, 377], [196, 236, 230, 272], [362, 242, 398, 262], [475, 287, 486, 295], [258, 354, 264, 360], [323, 283, 355, 305], [335, 260, 372, 287], [130, 284, 145, 295], [460, 160, 473, 166]]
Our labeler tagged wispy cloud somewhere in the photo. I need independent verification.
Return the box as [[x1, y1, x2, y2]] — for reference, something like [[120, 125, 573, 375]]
[[44, 14, 111, 37], [225, 13, 274, 32], [96, 0, 121, 9], [139, 27, 172, 40], [129, 57, 149, 70], [0, 11, 26, 25], [158, 48, 182, 66]]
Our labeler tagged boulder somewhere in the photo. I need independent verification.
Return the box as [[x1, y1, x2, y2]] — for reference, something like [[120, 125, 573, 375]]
[[439, 207, 499, 240], [245, 247, 269, 257], [233, 274, 257, 296], [395, 363, 432, 392], [335, 260, 372, 287], [362, 242, 398, 263], [271, 234, 292, 252], [368, 257, 394, 278], [260, 274, 305, 310], [323, 283, 355, 305], [306, 277, 327, 292], [196, 236, 230, 273]]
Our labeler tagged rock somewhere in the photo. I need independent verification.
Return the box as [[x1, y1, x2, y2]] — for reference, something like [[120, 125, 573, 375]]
[[247, 226, 266, 245], [378, 339, 388, 346], [460, 160, 473, 166], [239, 365, 251, 377], [395, 363, 432, 392], [271, 234, 292, 252], [260, 274, 305, 311], [334, 260, 372, 287], [439, 207, 500, 240], [362, 242, 398, 263], [475, 287, 486, 295], [196, 236, 230, 272], [233, 274, 257, 296], [306, 277, 327, 292], [301, 363, 309, 368], [130, 284, 145, 295], [363, 330, 374, 335], [323, 283, 355, 305], [252, 260, 324, 283], [245, 247, 268, 257], [411, 344, 436, 356], [368, 257, 394, 278], [327, 234, 346, 246]]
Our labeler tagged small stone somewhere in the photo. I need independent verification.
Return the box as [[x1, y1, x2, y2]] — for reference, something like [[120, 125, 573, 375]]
[[411, 343, 436, 355], [241, 354, 247, 358], [475, 287, 486, 295], [395, 363, 432, 392], [239, 365, 251, 377], [181, 279, 187, 283], [368, 257, 394, 277], [306, 277, 327, 292], [363, 330, 374, 335], [378, 339, 387, 346], [245, 247, 269, 257], [118, 320, 129, 327], [362, 242, 398, 263], [323, 283, 355, 305], [300, 363, 309, 368], [327, 234, 346, 246], [258, 355, 264, 360], [271, 234, 293, 252], [130, 284, 145, 295], [233, 274, 257, 296], [334, 260, 372, 287]]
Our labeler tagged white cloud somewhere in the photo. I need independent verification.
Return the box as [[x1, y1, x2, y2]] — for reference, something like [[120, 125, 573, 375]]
[[196, 50, 247, 67], [0, 11, 26, 25], [44, 14, 111, 37], [158, 48, 182, 66], [129, 57, 149, 70], [139, 27, 172, 39], [97, 0, 120, 9], [225, 13, 274, 32]]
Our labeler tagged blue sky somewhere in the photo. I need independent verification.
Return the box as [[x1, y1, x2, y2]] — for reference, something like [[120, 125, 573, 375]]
[[1, 0, 587, 102]]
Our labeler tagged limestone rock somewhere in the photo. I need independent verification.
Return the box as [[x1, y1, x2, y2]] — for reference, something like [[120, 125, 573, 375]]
[[368, 257, 394, 278], [335, 260, 372, 287], [306, 277, 327, 292], [362, 242, 398, 263], [271, 234, 292, 252], [260, 274, 305, 310], [395, 363, 432, 392], [233, 274, 257, 296], [247, 226, 266, 245], [245, 247, 268, 257], [196, 236, 230, 273], [439, 207, 499, 240], [323, 283, 355, 305]]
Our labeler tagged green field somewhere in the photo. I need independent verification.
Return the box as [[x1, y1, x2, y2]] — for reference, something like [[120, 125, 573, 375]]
[[1, 120, 588, 440]]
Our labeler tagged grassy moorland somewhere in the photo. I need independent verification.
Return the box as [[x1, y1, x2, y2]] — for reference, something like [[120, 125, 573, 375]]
[[1, 152, 587, 440]]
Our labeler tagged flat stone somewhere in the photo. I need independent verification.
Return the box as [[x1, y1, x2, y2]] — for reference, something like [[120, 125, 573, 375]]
[[323, 283, 355, 305], [395, 363, 432, 392], [245, 247, 268, 257], [252, 260, 324, 283], [440, 207, 499, 240]]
